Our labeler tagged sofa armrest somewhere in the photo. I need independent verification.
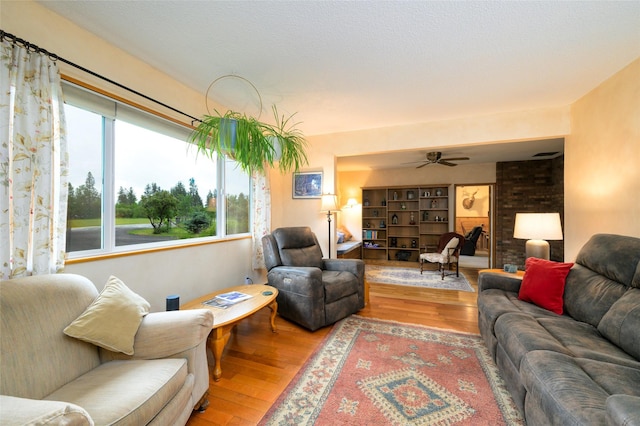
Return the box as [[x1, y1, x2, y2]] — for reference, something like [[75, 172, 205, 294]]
[[606, 395, 640, 426], [0, 395, 93, 425], [324, 259, 364, 278], [100, 309, 213, 361], [324, 259, 365, 306], [267, 266, 324, 297], [478, 271, 523, 293]]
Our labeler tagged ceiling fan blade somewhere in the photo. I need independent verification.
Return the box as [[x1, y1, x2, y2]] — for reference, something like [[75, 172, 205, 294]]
[[438, 160, 458, 167], [401, 160, 429, 165], [441, 157, 470, 161], [416, 162, 430, 169]]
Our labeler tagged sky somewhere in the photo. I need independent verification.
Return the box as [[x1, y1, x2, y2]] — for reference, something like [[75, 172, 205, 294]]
[[65, 105, 249, 204]]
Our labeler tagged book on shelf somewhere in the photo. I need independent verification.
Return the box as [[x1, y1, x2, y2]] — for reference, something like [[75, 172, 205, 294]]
[[202, 291, 252, 309], [362, 230, 379, 239]]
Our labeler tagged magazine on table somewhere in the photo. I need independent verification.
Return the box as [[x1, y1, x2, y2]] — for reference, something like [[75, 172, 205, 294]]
[[203, 291, 252, 309]]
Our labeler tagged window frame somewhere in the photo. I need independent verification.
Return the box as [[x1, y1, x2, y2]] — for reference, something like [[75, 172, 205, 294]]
[[63, 79, 251, 260]]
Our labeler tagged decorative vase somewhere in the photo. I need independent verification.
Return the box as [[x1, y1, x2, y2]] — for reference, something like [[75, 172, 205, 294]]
[[409, 212, 415, 225], [392, 214, 398, 225]]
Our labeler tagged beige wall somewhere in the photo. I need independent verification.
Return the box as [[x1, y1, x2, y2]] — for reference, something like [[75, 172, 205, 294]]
[[271, 61, 639, 261], [3, 1, 255, 311], [5, 1, 639, 290], [270, 106, 572, 256], [565, 58, 640, 260]]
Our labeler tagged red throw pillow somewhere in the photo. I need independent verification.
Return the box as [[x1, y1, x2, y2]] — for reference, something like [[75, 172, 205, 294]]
[[518, 257, 574, 315]]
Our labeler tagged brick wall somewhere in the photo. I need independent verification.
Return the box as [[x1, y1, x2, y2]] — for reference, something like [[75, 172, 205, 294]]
[[495, 156, 564, 268]]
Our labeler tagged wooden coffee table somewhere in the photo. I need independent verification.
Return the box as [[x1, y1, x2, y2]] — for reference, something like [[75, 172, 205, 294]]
[[182, 284, 278, 381]]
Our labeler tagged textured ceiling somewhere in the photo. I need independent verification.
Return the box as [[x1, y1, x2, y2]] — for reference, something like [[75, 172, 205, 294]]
[[34, 1, 640, 169]]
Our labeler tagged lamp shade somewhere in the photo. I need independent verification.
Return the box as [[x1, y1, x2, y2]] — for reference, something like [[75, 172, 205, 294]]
[[514, 213, 563, 240], [320, 194, 340, 212]]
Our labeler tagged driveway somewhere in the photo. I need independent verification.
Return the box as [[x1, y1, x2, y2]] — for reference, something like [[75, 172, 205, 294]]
[[67, 224, 177, 252]]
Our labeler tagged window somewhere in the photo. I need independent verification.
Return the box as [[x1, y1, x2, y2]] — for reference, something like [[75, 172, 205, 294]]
[[64, 82, 250, 257], [224, 158, 251, 235]]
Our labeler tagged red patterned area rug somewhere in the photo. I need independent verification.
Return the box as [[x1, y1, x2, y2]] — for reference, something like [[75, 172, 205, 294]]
[[259, 316, 524, 425]]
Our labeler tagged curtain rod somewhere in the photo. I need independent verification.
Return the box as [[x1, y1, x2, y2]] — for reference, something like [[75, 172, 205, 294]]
[[0, 29, 201, 124]]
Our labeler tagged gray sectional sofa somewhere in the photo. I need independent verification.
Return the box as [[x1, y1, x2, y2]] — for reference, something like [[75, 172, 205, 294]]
[[478, 234, 640, 425]]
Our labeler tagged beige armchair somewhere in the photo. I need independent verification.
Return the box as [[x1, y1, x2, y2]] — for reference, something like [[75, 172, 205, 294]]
[[0, 274, 213, 425]]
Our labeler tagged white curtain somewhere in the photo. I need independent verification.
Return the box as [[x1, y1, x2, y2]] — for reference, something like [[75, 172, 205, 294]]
[[251, 170, 271, 270], [0, 39, 69, 279]]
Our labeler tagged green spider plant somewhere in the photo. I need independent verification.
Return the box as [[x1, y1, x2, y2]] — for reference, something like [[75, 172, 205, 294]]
[[189, 106, 308, 174]]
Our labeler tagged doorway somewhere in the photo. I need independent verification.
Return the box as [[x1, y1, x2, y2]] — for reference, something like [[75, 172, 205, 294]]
[[454, 184, 493, 269]]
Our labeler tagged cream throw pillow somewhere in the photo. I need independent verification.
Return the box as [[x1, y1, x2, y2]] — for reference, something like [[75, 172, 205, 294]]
[[64, 276, 150, 355]]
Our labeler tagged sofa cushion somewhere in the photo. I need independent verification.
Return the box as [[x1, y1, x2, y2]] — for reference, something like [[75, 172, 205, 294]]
[[64, 276, 150, 355], [576, 357, 640, 397], [518, 257, 573, 315], [0, 395, 93, 426], [337, 225, 353, 241], [606, 395, 640, 426], [0, 274, 101, 400], [563, 264, 629, 327], [273, 227, 324, 268], [44, 359, 188, 426], [537, 317, 640, 369], [562, 234, 640, 327], [576, 234, 640, 288], [494, 313, 573, 370], [598, 288, 640, 360], [520, 351, 640, 425]]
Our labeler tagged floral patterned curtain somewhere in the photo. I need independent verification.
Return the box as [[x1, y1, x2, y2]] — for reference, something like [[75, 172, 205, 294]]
[[0, 39, 69, 279], [251, 170, 271, 270]]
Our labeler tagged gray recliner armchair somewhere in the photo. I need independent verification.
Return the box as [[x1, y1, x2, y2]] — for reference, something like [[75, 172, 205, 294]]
[[262, 226, 365, 331]]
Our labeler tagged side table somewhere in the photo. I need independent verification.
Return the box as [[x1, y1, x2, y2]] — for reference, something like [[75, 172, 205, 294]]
[[182, 284, 278, 381], [479, 268, 525, 279]]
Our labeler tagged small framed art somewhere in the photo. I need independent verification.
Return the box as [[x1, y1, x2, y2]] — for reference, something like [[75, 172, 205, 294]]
[[292, 171, 323, 199]]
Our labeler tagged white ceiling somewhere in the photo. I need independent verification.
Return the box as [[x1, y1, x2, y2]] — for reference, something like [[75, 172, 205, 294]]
[[36, 1, 640, 170]]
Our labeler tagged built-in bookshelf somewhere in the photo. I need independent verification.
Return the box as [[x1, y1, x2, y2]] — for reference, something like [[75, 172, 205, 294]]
[[361, 188, 388, 260], [362, 185, 450, 262]]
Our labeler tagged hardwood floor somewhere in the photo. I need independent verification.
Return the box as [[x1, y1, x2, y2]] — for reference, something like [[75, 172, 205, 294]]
[[187, 263, 481, 426]]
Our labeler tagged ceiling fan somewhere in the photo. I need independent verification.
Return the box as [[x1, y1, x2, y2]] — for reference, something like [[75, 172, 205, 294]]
[[409, 151, 470, 168]]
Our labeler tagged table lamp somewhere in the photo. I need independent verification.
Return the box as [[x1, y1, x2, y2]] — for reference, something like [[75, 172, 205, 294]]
[[320, 194, 340, 258], [513, 213, 563, 260]]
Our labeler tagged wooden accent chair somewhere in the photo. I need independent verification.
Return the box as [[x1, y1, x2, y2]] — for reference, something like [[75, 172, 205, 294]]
[[419, 232, 465, 279]]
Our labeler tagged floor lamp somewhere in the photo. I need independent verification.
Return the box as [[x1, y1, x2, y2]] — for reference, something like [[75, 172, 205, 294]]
[[513, 212, 563, 260], [320, 194, 340, 259]]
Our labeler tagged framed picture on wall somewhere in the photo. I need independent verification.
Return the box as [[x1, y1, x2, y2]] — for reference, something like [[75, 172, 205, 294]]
[[292, 171, 323, 199]]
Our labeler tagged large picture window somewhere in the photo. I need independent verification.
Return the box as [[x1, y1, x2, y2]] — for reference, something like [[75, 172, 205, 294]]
[[64, 82, 250, 257]]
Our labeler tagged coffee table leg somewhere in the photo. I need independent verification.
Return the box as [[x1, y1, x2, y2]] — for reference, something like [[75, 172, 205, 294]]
[[210, 326, 231, 381], [268, 300, 278, 332]]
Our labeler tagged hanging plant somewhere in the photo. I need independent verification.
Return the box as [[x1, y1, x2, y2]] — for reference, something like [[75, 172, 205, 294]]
[[189, 105, 308, 174]]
